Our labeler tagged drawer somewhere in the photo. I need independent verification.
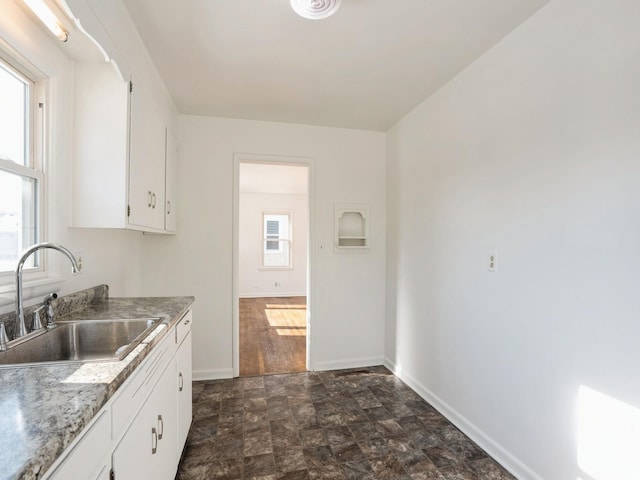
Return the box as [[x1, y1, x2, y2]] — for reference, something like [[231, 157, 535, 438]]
[[111, 331, 174, 442], [175, 309, 192, 346]]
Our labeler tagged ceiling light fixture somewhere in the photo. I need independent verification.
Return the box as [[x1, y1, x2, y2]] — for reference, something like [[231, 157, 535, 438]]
[[22, 0, 69, 42], [290, 0, 342, 20]]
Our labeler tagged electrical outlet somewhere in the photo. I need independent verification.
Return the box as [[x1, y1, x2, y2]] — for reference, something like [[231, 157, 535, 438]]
[[73, 251, 83, 271], [488, 251, 497, 272]]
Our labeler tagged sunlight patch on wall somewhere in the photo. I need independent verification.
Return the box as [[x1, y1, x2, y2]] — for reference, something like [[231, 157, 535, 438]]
[[577, 385, 640, 480]]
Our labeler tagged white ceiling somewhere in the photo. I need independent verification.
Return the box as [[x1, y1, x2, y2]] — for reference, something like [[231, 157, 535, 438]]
[[240, 163, 308, 195], [123, 0, 550, 131]]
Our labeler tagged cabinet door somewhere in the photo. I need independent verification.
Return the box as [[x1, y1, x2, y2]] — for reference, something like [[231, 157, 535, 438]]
[[72, 63, 129, 229], [165, 128, 178, 232], [112, 393, 160, 480], [176, 331, 193, 455], [155, 357, 178, 479], [128, 78, 166, 230], [112, 357, 177, 480]]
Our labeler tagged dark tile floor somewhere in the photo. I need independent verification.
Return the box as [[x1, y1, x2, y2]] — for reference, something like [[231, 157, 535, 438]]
[[176, 366, 516, 480]]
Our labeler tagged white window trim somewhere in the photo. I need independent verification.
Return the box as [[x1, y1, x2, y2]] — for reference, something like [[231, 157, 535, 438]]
[[0, 50, 57, 310]]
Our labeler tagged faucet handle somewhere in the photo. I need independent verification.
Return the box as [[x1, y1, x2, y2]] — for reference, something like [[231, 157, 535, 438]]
[[0, 323, 8, 351], [31, 307, 45, 331]]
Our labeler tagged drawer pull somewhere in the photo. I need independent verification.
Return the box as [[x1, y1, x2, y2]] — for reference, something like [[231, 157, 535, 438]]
[[157, 415, 164, 440], [151, 427, 157, 454], [179, 372, 184, 392]]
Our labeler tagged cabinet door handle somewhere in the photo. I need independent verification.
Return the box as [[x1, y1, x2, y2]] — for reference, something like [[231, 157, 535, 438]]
[[151, 427, 158, 454], [152, 192, 156, 209], [147, 191, 152, 208], [183, 318, 190, 326], [157, 414, 164, 440], [179, 372, 184, 392], [167, 200, 171, 215]]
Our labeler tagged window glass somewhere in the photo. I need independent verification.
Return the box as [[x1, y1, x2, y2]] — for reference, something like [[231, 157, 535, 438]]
[[263, 213, 291, 267], [265, 219, 281, 251], [0, 57, 40, 274], [0, 171, 37, 271], [0, 62, 28, 166]]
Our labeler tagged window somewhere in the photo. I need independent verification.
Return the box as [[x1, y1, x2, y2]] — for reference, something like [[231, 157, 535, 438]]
[[0, 56, 42, 274], [262, 213, 292, 268]]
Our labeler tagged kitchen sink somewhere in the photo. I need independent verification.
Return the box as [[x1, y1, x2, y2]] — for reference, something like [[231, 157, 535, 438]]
[[0, 317, 162, 367]]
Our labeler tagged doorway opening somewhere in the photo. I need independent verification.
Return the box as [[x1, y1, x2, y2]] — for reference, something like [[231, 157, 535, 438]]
[[233, 157, 311, 377]]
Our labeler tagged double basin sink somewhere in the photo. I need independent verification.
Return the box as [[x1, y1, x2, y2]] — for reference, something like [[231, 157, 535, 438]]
[[0, 317, 162, 367]]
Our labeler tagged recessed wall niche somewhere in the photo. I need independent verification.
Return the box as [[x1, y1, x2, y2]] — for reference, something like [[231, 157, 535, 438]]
[[334, 203, 369, 252]]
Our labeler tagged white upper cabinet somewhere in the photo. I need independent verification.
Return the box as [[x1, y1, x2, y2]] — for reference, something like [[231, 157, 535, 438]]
[[71, 66, 177, 234], [67, 0, 178, 234], [72, 62, 129, 229], [128, 78, 166, 231]]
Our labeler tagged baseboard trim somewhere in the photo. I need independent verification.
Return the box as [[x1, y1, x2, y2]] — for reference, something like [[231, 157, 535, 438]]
[[239, 292, 307, 298], [384, 357, 543, 480], [193, 368, 234, 381], [311, 356, 385, 372]]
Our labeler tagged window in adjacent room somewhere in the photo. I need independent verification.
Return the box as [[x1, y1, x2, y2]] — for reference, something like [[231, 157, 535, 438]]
[[0, 55, 43, 275], [262, 212, 292, 268]]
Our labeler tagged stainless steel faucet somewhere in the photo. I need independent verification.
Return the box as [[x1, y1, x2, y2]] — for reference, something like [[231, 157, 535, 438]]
[[14, 243, 79, 339]]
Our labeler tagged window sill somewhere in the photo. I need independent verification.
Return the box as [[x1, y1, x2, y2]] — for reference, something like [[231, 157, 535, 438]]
[[0, 275, 64, 313]]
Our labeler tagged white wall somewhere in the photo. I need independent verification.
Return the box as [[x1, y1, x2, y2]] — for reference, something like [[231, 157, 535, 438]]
[[0, 0, 148, 312], [239, 192, 308, 298], [385, 1, 640, 479], [139, 115, 386, 379]]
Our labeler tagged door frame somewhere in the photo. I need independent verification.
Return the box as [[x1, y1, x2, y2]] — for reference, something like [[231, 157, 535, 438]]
[[232, 153, 315, 377]]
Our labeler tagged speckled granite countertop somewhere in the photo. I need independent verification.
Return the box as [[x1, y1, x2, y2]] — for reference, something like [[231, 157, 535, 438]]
[[0, 286, 194, 480]]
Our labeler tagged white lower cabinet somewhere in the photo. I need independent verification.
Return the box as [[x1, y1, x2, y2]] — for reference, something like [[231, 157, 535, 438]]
[[112, 357, 177, 480], [112, 405, 154, 479], [44, 309, 193, 480], [176, 331, 193, 455], [154, 355, 179, 476]]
